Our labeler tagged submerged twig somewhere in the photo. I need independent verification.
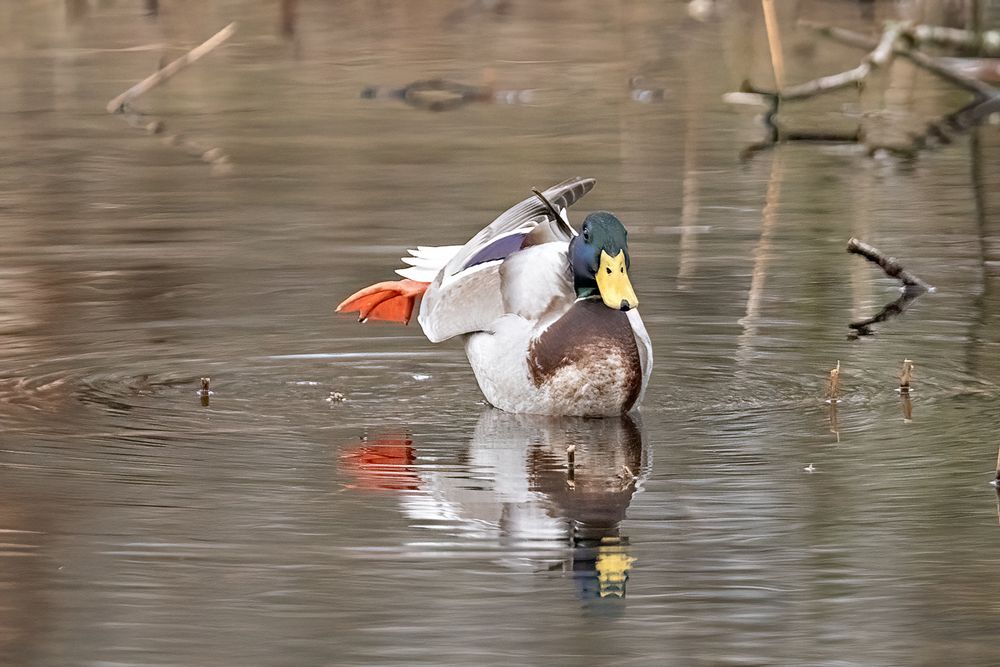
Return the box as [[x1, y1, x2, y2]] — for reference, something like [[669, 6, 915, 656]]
[[846, 238, 934, 291]]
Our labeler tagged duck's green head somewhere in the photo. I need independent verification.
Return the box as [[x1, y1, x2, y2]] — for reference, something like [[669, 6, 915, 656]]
[[569, 211, 639, 311]]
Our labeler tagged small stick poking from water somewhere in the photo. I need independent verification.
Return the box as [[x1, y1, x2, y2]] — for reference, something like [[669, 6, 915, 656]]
[[826, 361, 841, 403], [199, 377, 211, 406], [899, 359, 914, 393]]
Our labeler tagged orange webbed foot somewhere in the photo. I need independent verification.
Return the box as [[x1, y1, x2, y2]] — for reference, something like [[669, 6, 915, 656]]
[[336, 279, 430, 325]]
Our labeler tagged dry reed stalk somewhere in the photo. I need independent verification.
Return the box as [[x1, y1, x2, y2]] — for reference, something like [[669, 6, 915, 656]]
[[761, 0, 785, 90]]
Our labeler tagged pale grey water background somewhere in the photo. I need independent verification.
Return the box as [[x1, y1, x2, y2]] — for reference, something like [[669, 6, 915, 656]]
[[1, 1, 999, 665]]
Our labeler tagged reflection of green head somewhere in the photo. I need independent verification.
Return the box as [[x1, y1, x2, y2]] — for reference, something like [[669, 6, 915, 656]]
[[569, 536, 635, 609]]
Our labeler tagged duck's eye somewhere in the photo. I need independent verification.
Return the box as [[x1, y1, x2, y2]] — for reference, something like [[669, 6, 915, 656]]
[[620, 267, 624, 273], [606, 267, 612, 274], [583, 230, 590, 242]]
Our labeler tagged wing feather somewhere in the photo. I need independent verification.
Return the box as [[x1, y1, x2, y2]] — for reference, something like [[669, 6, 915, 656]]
[[499, 243, 573, 324], [393, 244, 463, 282], [417, 178, 596, 342], [443, 177, 595, 278]]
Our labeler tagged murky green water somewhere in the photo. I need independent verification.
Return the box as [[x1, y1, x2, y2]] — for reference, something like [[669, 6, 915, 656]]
[[1, 1, 999, 665]]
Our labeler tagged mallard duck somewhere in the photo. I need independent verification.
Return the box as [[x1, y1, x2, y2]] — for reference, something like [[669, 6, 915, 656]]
[[336, 177, 652, 416]]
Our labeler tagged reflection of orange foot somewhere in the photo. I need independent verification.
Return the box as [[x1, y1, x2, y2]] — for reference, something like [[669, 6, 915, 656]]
[[336, 280, 430, 325], [339, 434, 420, 491]]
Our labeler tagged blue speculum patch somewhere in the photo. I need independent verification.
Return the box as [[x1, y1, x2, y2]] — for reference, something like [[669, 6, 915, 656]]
[[461, 232, 528, 270]]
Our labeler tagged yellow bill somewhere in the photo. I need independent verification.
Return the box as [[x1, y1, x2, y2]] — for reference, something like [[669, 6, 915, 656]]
[[596, 250, 639, 311]]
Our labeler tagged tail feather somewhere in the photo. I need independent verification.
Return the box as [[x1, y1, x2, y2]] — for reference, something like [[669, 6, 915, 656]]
[[336, 279, 430, 325], [393, 244, 462, 282]]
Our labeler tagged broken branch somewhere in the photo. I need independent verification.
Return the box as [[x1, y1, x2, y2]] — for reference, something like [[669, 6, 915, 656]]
[[800, 20, 997, 98], [782, 24, 901, 101]]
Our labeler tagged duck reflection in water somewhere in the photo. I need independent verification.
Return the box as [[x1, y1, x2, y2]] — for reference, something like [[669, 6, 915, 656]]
[[340, 410, 649, 603]]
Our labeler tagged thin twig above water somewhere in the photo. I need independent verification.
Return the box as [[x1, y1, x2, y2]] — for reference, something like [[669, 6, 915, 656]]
[[846, 238, 932, 336], [106, 22, 236, 114], [847, 238, 934, 291], [107, 23, 236, 174]]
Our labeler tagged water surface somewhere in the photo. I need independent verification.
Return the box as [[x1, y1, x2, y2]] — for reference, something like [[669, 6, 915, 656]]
[[1, 1, 999, 665]]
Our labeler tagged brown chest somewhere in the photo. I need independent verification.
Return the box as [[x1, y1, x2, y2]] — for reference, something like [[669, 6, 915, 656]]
[[527, 300, 642, 411]]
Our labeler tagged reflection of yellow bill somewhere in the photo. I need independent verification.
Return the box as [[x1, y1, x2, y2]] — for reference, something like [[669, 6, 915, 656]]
[[596, 545, 636, 598], [596, 250, 638, 311]]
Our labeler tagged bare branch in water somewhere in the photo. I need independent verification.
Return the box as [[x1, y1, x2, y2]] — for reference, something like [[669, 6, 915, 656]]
[[780, 25, 901, 101], [106, 22, 236, 113], [847, 238, 934, 291], [108, 24, 235, 174], [800, 21, 997, 97], [728, 19, 1000, 160], [847, 237, 932, 337]]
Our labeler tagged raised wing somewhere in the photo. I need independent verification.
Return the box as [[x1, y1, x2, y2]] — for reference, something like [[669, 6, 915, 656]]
[[442, 177, 595, 279], [417, 177, 596, 343]]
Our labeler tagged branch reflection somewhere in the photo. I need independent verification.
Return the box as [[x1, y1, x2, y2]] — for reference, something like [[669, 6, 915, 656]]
[[848, 285, 927, 337]]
